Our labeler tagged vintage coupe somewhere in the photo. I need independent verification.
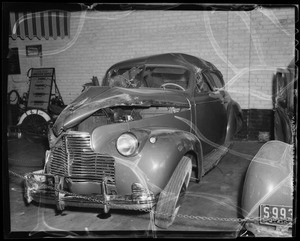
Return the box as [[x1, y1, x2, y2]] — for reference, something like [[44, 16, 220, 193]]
[[24, 53, 243, 229]]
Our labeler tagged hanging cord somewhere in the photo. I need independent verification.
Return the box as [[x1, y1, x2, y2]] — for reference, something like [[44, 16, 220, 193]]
[[246, 11, 252, 140], [226, 11, 229, 90]]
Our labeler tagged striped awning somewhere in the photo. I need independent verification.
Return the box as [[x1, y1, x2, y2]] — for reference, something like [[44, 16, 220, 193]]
[[9, 11, 70, 40]]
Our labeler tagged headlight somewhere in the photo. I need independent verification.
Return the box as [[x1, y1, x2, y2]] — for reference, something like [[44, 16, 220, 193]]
[[116, 133, 139, 156]]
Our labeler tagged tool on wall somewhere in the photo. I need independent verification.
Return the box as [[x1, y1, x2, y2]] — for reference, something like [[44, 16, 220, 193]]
[[272, 59, 296, 144]]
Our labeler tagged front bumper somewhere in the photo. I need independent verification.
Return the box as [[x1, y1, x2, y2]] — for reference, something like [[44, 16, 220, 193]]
[[244, 222, 292, 237], [24, 170, 156, 213]]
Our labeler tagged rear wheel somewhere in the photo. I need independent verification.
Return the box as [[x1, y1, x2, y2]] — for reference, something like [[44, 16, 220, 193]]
[[154, 156, 192, 229]]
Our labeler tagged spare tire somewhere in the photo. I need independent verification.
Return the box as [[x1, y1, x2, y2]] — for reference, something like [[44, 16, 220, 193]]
[[21, 114, 48, 143]]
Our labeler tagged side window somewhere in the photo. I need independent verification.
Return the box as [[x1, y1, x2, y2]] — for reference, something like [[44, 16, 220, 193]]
[[209, 72, 224, 89], [195, 72, 212, 93]]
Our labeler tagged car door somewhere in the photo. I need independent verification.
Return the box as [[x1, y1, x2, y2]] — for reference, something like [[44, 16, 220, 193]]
[[273, 68, 294, 144], [192, 70, 227, 155]]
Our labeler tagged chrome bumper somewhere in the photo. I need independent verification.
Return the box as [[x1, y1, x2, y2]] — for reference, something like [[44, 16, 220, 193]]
[[244, 222, 292, 237], [24, 170, 156, 213]]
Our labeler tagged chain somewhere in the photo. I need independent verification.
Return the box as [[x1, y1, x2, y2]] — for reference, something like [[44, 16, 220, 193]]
[[8, 170, 292, 225]]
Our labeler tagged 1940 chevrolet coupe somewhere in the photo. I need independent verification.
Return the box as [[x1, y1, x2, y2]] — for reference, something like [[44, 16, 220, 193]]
[[24, 53, 243, 229]]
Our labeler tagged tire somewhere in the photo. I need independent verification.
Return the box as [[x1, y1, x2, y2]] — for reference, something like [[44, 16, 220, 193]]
[[190, 154, 201, 183], [21, 114, 48, 143], [154, 156, 192, 229]]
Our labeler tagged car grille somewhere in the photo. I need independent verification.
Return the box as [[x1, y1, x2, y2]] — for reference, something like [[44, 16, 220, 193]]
[[49, 132, 115, 184]]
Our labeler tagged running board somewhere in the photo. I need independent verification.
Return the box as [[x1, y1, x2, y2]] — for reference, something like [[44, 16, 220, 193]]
[[203, 142, 231, 175]]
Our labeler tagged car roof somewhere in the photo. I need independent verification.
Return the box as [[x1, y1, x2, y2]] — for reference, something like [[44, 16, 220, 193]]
[[106, 53, 222, 77]]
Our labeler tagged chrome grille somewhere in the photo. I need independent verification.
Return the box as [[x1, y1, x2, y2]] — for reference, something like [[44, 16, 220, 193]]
[[49, 132, 115, 184]]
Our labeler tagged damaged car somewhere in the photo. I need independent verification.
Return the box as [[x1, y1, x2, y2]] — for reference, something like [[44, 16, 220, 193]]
[[24, 53, 243, 229]]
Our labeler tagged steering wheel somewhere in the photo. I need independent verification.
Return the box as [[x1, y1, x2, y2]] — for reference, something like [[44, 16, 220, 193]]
[[161, 83, 185, 91]]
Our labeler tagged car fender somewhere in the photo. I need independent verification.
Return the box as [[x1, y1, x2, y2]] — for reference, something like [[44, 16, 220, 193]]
[[241, 141, 293, 220], [17, 109, 51, 126], [135, 128, 203, 192], [225, 100, 243, 143], [91, 124, 203, 195]]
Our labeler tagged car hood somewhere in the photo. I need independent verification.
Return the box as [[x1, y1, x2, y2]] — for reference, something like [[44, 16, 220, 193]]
[[52, 86, 190, 135]]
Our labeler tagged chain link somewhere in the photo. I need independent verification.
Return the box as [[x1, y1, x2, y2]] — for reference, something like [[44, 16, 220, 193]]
[[8, 170, 292, 225]]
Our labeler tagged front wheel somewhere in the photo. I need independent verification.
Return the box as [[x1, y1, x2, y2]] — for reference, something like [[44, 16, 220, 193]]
[[154, 156, 192, 229]]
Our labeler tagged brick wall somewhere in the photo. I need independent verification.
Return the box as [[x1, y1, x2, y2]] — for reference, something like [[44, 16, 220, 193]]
[[235, 109, 274, 141], [7, 7, 295, 109]]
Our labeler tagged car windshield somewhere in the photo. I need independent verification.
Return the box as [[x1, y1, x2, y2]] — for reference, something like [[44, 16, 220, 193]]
[[105, 65, 189, 90]]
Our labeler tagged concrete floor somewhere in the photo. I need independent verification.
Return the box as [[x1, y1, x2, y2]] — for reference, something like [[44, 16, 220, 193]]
[[5, 136, 264, 238]]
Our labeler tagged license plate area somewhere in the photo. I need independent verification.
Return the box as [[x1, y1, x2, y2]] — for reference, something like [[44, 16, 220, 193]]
[[260, 204, 293, 227]]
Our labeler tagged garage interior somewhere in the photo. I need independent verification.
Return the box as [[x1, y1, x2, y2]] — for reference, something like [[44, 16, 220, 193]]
[[3, 3, 296, 239]]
